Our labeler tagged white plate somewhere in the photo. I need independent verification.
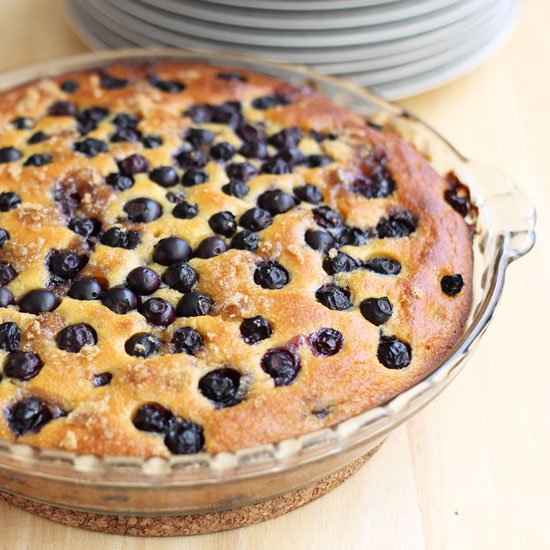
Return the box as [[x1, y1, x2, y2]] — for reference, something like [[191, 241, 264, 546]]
[[136, 0, 463, 31], [313, 0, 503, 74], [364, 0, 519, 98], [98, 0, 495, 48], [64, 0, 518, 99], [203, 0, 403, 11], [336, 0, 512, 86], [77, 0, 501, 65]]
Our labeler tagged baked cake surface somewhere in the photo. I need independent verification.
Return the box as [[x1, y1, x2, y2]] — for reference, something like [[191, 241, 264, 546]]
[[0, 59, 472, 457]]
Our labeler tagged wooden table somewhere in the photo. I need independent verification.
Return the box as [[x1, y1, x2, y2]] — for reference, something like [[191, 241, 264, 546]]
[[0, 1, 547, 548]]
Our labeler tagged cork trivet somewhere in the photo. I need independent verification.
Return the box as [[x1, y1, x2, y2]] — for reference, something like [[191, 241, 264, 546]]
[[0, 444, 381, 537]]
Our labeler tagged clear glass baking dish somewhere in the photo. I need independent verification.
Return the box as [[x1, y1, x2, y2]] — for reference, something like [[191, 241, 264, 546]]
[[0, 49, 536, 517]]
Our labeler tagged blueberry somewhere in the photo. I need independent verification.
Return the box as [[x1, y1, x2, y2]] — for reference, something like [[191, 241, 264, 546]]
[[0, 230, 11, 248], [56, 323, 97, 352], [0, 192, 21, 211], [149, 166, 178, 188], [174, 149, 208, 170], [118, 154, 149, 176], [210, 101, 242, 128], [93, 372, 112, 387], [112, 111, 139, 130], [124, 197, 162, 223], [360, 297, 393, 326], [334, 226, 368, 247], [74, 138, 108, 157], [48, 100, 77, 117], [276, 147, 306, 167], [240, 141, 268, 159], [125, 332, 161, 358], [139, 298, 176, 326], [149, 75, 185, 93], [322, 251, 358, 275], [377, 335, 411, 369], [0, 322, 21, 351], [308, 328, 343, 357], [257, 190, 297, 215], [102, 286, 139, 314], [305, 154, 330, 168], [162, 262, 197, 293], [252, 94, 291, 110], [4, 351, 44, 380], [153, 237, 192, 265], [261, 157, 291, 175], [217, 72, 247, 82], [164, 419, 204, 454], [239, 208, 273, 231], [353, 159, 396, 199], [142, 134, 163, 148], [181, 168, 208, 187], [126, 267, 160, 295], [18, 289, 59, 314], [254, 260, 289, 290], [101, 227, 141, 249], [261, 348, 300, 386], [0, 261, 17, 286], [98, 70, 128, 89], [176, 291, 212, 317], [441, 274, 464, 296], [11, 116, 34, 129], [24, 153, 52, 167], [114, 112, 138, 130], [0, 288, 15, 307], [269, 127, 302, 150], [106, 172, 134, 191], [363, 257, 401, 275], [60, 80, 78, 93], [315, 284, 351, 310], [240, 316, 272, 344], [222, 179, 249, 198], [237, 124, 266, 143], [7, 397, 52, 436], [111, 128, 141, 143], [226, 162, 257, 182], [376, 212, 416, 238], [77, 107, 109, 134], [27, 131, 48, 144], [171, 327, 203, 355], [209, 142, 235, 162], [68, 216, 101, 238], [0, 147, 22, 164], [209, 211, 237, 237], [230, 230, 259, 251], [313, 206, 343, 229], [172, 201, 199, 220], [48, 250, 87, 280], [184, 128, 214, 149], [195, 236, 228, 259], [133, 403, 174, 433], [305, 229, 335, 252], [166, 191, 186, 204], [444, 176, 471, 217], [68, 278, 103, 300], [199, 368, 243, 408]]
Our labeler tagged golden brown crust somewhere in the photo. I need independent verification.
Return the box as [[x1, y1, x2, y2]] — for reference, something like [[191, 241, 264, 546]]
[[0, 59, 472, 456]]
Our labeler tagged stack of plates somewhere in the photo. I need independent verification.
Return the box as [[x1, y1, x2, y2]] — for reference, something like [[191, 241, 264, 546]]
[[64, 0, 519, 99]]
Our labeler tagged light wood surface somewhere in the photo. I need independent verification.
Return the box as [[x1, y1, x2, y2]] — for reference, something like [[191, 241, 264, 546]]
[[0, 1, 548, 548]]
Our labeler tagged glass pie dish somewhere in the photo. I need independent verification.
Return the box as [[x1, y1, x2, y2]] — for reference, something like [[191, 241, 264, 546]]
[[0, 49, 536, 533]]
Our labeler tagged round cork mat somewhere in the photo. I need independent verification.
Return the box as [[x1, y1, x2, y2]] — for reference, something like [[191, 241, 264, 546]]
[[0, 444, 381, 537]]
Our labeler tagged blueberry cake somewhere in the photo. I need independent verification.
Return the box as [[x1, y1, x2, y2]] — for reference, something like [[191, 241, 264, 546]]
[[0, 60, 472, 457]]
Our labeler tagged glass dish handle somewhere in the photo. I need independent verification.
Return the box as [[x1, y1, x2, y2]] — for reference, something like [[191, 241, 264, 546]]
[[463, 161, 536, 263]]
